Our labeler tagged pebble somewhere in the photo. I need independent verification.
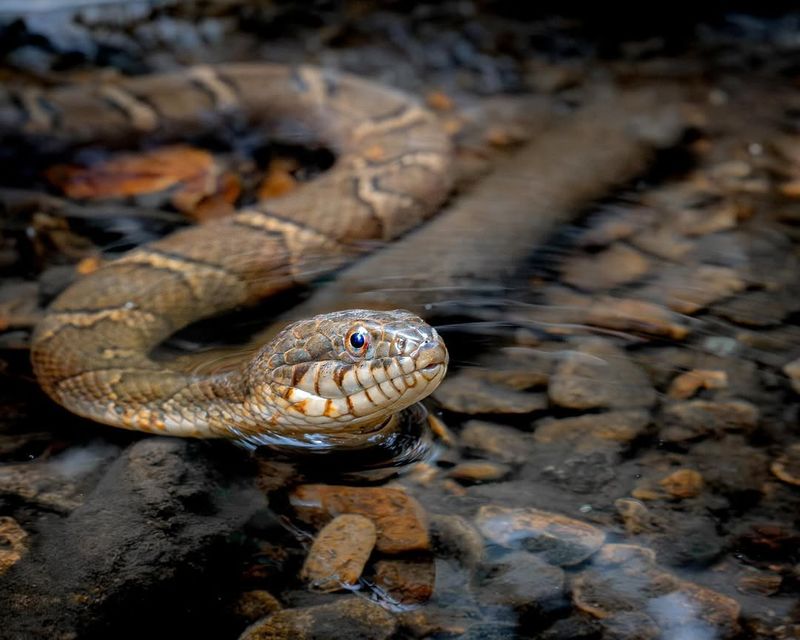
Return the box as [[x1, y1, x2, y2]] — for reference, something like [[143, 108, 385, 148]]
[[631, 226, 694, 260], [372, 557, 436, 605], [448, 461, 512, 483], [659, 468, 704, 499], [583, 296, 690, 340], [475, 505, 605, 566], [548, 338, 656, 410], [784, 357, 800, 394], [601, 612, 660, 640], [770, 443, 800, 486], [614, 498, 662, 535], [562, 244, 651, 291], [429, 513, 486, 570], [300, 514, 376, 592], [533, 410, 650, 448], [0, 517, 28, 576], [714, 289, 792, 327], [655, 265, 747, 314], [434, 370, 548, 414], [661, 399, 759, 442], [290, 485, 429, 553], [460, 420, 532, 464], [667, 369, 728, 400], [239, 597, 397, 640], [479, 550, 565, 609], [233, 590, 282, 624], [736, 569, 782, 596]]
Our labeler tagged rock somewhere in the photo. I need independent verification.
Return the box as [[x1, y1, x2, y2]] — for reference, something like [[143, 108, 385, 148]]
[[0, 517, 28, 576], [562, 244, 651, 291], [661, 399, 759, 442], [0, 439, 265, 639], [479, 550, 565, 609], [601, 612, 660, 640], [475, 505, 605, 566], [614, 498, 662, 535], [714, 290, 791, 327], [290, 485, 429, 553], [372, 557, 436, 604], [239, 597, 397, 640], [770, 443, 800, 486], [648, 580, 740, 638], [667, 369, 728, 400], [659, 469, 704, 499], [631, 226, 694, 260], [234, 590, 283, 624], [784, 357, 800, 394], [430, 513, 486, 570], [548, 339, 656, 410], [533, 410, 650, 448], [652, 265, 746, 314], [542, 450, 618, 494], [460, 420, 532, 464], [584, 296, 690, 340], [448, 461, 512, 483], [300, 514, 376, 592], [736, 569, 782, 596], [434, 370, 548, 414]]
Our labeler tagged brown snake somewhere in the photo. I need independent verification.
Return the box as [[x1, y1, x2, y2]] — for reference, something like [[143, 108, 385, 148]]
[[2, 64, 453, 447]]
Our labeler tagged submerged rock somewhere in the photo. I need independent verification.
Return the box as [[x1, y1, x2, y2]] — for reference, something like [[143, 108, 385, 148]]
[[0, 516, 28, 576], [478, 550, 565, 609], [372, 556, 436, 605]]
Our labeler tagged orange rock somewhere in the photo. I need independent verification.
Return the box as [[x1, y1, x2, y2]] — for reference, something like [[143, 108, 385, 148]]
[[372, 557, 435, 604], [300, 514, 376, 592], [659, 468, 704, 499], [0, 517, 28, 576], [290, 484, 429, 553], [425, 90, 454, 112], [585, 297, 689, 340], [667, 369, 728, 400]]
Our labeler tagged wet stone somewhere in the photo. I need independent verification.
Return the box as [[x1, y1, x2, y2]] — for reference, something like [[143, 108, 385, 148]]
[[479, 550, 565, 609], [475, 505, 605, 566], [713, 289, 792, 327], [430, 513, 486, 570], [372, 557, 436, 605], [648, 265, 746, 314], [300, 514, 376, 592], [0, 516, 28, 576], [584, 296, 690, 340], [234, 590, 283, 624], [542, 450, 618, 494], [562, 244, 651, 291], [533, 410, 650, 448], [548, 338, 656, 410], [614, 498, 662, 535], [659, 468, 704, 499], [667, 369, 728, 400], [460, 420, 532, 464], [736, 569, 782, 596], [434, 369, 548, 414], [784, 357, 800, 394], [289, 485, 429, 553], [239, 597, 397, 640], [661, 399, 759, 442], [770, 443, 800, 486], [601, 612, 660, 640], [448, 461, 512, 483]]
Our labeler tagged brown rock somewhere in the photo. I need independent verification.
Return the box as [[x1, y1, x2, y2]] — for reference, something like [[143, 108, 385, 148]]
[[475, 505, 605, 566], [290, 485, 429, 553], [533, 410, 650, 447], [239, 597, 397, 640], [562, 244, 651, 291], [460, 420, 532, 464], [448, 461, 512, 483], [234, 590, 282, 624], [434, 370, 548, 415], [736, 569, 782, 596], [631, 227, 694, 260], [658, 265, 746, 314], [584, 296, 690, 340], [770, 443, 800, 486], [0, 517, 28, 576], [667, 368, 728, 400], [300, 514, 376, 592], [661, 399, 759, 442], [372, 557, 435, 605], [614, 499, 662, 535], [548, 339, 656, 410], [659, 469, 704, 499], [479, 551, 565, 608], [430, 513, 486, 569]]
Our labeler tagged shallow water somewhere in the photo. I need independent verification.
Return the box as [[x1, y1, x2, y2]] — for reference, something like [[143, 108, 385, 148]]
[[1, 3, 800, 640]]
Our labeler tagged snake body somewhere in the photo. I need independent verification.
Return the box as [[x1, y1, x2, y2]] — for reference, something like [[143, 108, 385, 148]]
[[3, 64, 452, 446]]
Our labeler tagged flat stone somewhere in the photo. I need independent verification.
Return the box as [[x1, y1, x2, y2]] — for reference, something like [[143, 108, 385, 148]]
[[667, 369, 728, 399], [661, 399, 759, 442], [300, 514, 376, 592], [372, 557, 435, 605], [770, 443, 800, 486], [479, 550, 565, 608], [533, 410, 650, 448], [659, 468, 704, 499], [0, 517, 28, 576], [562, 244, 651, 291], [714, 289, 791, 327], [448, 461, 512, 483], [429, 513, 486, 570], [239, 597, 397, 640], [548, 339, 656, 410], [584, 296, 690, 340], [233, 590, 283, 624], [460, 420, 532, 464], [434, 370, 548, 414], [654, 265, 746, 314], [475, 505, 605, 566], [631, 226, 694, 260], [290, 485, 429, 553]]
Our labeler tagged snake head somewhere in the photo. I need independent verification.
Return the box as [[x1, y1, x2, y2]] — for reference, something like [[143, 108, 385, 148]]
[[245, 309, 447, 433]]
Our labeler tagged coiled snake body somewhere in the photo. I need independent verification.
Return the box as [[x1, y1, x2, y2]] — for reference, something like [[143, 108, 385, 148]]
[[2, 64, 452, 447]]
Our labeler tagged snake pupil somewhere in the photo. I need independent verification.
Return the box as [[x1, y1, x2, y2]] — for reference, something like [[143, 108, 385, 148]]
[[349, 331, 366, 349]]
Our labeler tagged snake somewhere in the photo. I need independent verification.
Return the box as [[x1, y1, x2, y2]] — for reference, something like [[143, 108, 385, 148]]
[[0, 63, 452, 449]]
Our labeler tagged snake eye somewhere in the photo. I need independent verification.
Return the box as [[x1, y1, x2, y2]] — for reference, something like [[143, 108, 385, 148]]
[[346, 328, 369, 356]]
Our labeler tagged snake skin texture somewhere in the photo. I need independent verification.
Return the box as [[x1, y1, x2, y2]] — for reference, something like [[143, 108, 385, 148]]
[[1, 63, 453, 446]]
